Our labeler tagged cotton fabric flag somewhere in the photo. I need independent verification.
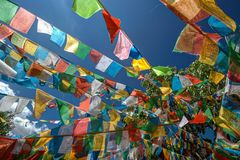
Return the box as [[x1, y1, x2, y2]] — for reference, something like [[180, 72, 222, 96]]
[[0, 0, 19, 24], [132, 58, 151, 71], [72, 0, 103, 19], [56, 99, 74, 125], [50, 27, 66, 47], [78, 97, 91, 112], [34, 89, 54, 119], [37, 17, 53, 35], [89, 96, 102, 115], [95, 56, 113, 72], [34, 46, 49, 61], [10, 7, 35, 33], [64, 34, 79, 53], [114, 30, 132, 60], [11, 139, 26, 155], [91, 79, 104, 95], [129, 46, 142, 60], [0, 24, 13, 40], [102, 9, 121, 43], [11, 32, 27, 48], [58, 136, 73, 154]]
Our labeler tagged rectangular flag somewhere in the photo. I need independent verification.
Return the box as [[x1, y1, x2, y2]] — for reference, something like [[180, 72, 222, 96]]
[[0, 0, 19, 24]]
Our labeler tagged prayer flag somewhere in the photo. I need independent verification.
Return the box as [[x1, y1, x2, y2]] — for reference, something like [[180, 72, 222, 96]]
[[0, 59, 17, 78], [102, 9, 121, 43], [64, 34, 79, 53], [78, 97, 91, 112], [10, 7, 35, 33], [95, 55, 113, 72], [11, 32, 27, 48], [89, 49, 103, 64], [34, 89, 54, 119], [178, 116, 189, 128], [114, 30, 132, 60], [152, 66, 172, 76], [24, 40, 38, 56], [75, 42, 91, 59], [72, 0, 103, 19], [89, 96, 102, 115], [209, 70, 225, 84], [50, 27, 66, 47], [132, 58, 151, 71], [37, 17, 53, 35], [73, 118, 90, 136], [15, 98, 30, 114], [0, 0, 18, 24], [189, 111, 207, 124], [0, 24, 13, 40], [93, 134, 106, 151], [105, 61, 123, 77], [0, 96, 18, 112], [56, 99, 74, 125], [55, 59, 69, 72]]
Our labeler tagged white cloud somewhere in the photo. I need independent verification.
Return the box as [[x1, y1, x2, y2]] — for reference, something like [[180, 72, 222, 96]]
[[0, 81, 49, 138]]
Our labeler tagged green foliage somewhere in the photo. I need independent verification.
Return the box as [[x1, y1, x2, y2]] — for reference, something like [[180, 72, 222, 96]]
[[0, 112, 14, 136]]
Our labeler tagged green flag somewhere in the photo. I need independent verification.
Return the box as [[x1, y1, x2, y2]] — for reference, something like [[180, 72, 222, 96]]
[[56, 99, 74, 125], [72, 0, 103, 19], [152, 66, 173, 76], [0, 0, 19, 24], [204, 108, 213, 120]]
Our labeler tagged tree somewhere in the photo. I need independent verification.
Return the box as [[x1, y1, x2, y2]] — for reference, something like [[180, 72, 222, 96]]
[[0, 111, 14, 136]]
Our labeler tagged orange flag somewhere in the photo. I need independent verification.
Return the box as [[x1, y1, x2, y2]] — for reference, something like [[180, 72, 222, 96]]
[[102, 9, 121, 43]]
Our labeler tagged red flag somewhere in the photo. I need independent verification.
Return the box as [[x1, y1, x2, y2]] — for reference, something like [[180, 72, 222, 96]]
[[75, 77, 91, 97], [0, 137, 16, 159], [26, 150, 45, 160], [189, 111, 207, 124], [102, 9, 121, 43]]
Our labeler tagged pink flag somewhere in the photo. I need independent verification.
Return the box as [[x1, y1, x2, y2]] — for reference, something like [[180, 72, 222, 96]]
[[10, 8, 35, 33], [73, 118, 90, 136], [114, 30, 132, 60], [0, 24, 13, 40], [78, 97, 91, 112]]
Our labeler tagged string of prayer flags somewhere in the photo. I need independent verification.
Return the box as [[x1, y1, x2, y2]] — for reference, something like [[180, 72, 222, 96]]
[[0, 0, 19, 24], [102, 9, 121, 43], [10, 7, 35, 34], [34, 89, 54, 119], [72, 0, 103, 19]]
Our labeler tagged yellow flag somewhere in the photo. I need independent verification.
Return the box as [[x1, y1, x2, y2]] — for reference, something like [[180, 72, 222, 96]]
[[131, 58, 151, 71], [151, 126, 166, 138], [108, 109, 120, 126], [209, 71, 224, 84], [10, 50, 22, 61], [34, 130, 52, 150], [93, 133, 106, 151], [199, 37, 219, 66], [160, 87, 172, 97], [111, 90, 129, 100], [34, 89, 54, 119], [78, 67, 93, 76], [24, 40, 38, 56], [199, 0, 236, 31], [163, 148, 170, 160], [64, 34, 79, 53]]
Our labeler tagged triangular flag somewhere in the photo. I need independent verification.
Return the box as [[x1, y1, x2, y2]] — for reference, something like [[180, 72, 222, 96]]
[[72, 0, 103, 19], [34, 89, 54, 119], [102, 9, 121, 43], [204, 108, 213, 120], [114, 30, 133, 60], [178, 116, 189, 128], [56, 99, 74, 125]]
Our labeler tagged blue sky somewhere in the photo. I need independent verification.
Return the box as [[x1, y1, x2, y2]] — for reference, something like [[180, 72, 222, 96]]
[[2, 0, 240, 133]]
